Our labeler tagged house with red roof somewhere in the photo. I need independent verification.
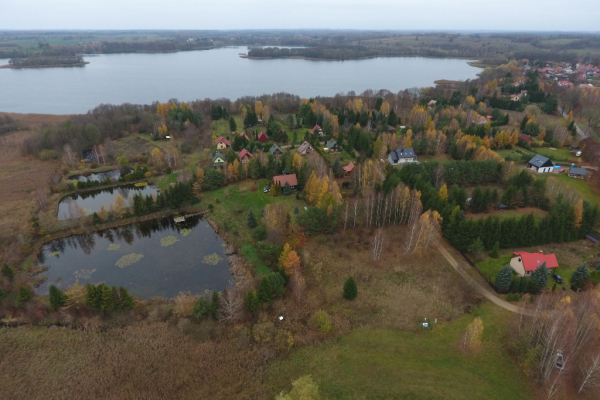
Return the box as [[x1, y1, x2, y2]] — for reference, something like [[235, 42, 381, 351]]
[[519, 134, 535, 144], [272, 174, 298, 190], [216, 136, 230, 150], [343, 162, 355, 176], [238, 148, 252, 164], [310, 125, 323, 136], [258, 132, 267, 143], [510, 251, 558, 277]]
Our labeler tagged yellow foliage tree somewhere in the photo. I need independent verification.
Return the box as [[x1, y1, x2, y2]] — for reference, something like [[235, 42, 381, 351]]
[[380, 100, 390, 116], [152, 147, 164, 168], [98, 205, 108, 221], [283, 250, 301, 277], [354, 98, 363, 112], [439, 184, 448, 201], [409, 106, 428, 126], [292, 153, 303, 171], [255, 101, 264, 119], [193, 167, 204, 196], [538, 130, 546, 142], [279, 243, 292, 269], [112, 193, 126, 217]]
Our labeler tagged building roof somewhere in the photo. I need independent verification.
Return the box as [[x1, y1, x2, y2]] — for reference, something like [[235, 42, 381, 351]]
[[216, 136, 230, 147], [513, 251, 559, 272], [297, 141, 314, 155], [528, 154, 553, 168], [269, 143, 283, 154], [520, 134, 534, 143], [389, 147, 416, 162], [272, 174, 298, 187], [258, 132, 267, 142], [570, 167, 587, 176], [238, 149, 252, 160], [427, 100, 437, 106], [326, 139, 338, 150], [586, 232, 600, 243], [310, 125, 322, 134], [212, 152, 225, 164], [343, 162, 355, 173]]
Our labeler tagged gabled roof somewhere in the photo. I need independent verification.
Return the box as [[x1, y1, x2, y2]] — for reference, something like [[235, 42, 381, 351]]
[[216, 136, 230, 147], [326, 139, 338, 150], [343, 162, 355, 173], [389, 147, 416, 162], [513, 251, 558, 272], [258, 132, 267, 142], [570, 167, 587, 176], [212, 152, 225, 164], [273, 174, 298, 187], [586, 232, 600, 243], [310, 125, 322, 134], [297, 141, 314, 155], [238, 149, 252, 160], [269, 143, 283, 154], [520, 134, 534, 143], [528, 154, 553, 168]]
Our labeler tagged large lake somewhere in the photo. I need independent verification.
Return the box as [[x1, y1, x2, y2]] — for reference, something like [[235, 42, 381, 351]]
[[37, 215, 231, 299], [0, 47, 479, 114]]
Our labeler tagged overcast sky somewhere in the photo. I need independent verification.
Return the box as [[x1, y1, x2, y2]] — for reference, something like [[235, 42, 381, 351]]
[[1, 0, 599, 31]]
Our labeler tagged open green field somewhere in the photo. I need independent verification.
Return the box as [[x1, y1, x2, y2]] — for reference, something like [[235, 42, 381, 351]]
[[267, 304, 533, 400], [466, 207, 548, 222], [540, 172, 600, 206]]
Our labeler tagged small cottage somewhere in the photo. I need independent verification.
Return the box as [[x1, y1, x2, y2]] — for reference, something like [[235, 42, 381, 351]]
[[212, 152, 225, 168], [216, 137, 230, 150], [519, 134, 535, 144], [310, 125, 323, 136], [238, 148, 252, 164], [510, 251, 558, 277], [325, 139, 341, 153], [569, 167, 587, 179], [343, 162, 355, 176], [272, 174, 298, 190], [527, 154, 554, 173], [269, 143, 283, 159], [297, 141, 314, 156], [258, 132, 267, 143]]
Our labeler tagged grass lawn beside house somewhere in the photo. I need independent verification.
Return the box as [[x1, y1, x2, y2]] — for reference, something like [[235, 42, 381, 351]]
[[267, 304, 534, 400]]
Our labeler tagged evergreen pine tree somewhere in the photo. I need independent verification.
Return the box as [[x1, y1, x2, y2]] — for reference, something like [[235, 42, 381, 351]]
[[531, 262, 548, 293], [257, 276, 274, 304], [17, 286, 33, 306], [92, 212, 102, 225], [49, 285, 67, 311], [332, 158, 344, 178], [247, 208, 258, 228], [294, 205, 299, 214], [489, 241, 500, 258], [193, 297, 210, 320], [467, 238, 485, 257], [343, 276, 358, 300], [283, 182, 292, 196], [229, 116, 237, 132], [495, 265, 513, 292], [570, 263, 590, 289], [244, 290, 259, 314], [2, 263, 15, 281], [209, 291, 219, 319]]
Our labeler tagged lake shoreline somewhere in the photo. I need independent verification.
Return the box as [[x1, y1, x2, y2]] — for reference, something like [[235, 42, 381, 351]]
[[240, 53, 485, 65], [0, 62, 90, 69]]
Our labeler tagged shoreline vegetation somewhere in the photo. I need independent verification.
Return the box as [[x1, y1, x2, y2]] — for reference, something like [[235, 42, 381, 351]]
[[0, 62, 89, 69]]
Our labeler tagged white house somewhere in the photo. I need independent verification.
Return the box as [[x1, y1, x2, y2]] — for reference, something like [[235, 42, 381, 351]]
[[527, 154, 554, 173], [388, 147, 417, 166]]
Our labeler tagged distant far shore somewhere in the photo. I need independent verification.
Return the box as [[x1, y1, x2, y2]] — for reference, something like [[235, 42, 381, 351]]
[[0, 62, 90, 69]]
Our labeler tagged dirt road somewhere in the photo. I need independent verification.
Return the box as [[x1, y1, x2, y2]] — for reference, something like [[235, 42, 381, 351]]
[[437, 243, 534, 316]]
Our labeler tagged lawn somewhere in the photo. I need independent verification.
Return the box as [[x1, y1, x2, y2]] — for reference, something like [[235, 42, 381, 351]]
[[541, 172, 600, 206], [267, 304, 534, 400], [466, 207, 548, 221], [534, 147, 575, 163]]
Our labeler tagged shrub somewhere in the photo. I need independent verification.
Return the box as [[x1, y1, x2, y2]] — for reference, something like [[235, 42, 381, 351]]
[[506, 293, 523, 302], [0, 288, 7, 299], [17, 286, 33, 306], [343, 277, 358, 300], [294, 206, 299, 214], [530, 263, 548, 293], [252, 226, 267, 241], [250, 184, 257, 192], [116, 156, 129, 167], [174, 294, 196, 318], [489, 241, 500, 259], [590, 270, 600, 286], [313, 310, 332, 334], [244, 290, 259, 315], [247, 208, 258, 229], [193, 296, 210, 320], [49, 285, 67, 311], [215, 198, 220, 204], [495, 265, 513, 293], [570, 263, 590, 289], [1, 263, 15, 281], [92, 212, 102, 225]]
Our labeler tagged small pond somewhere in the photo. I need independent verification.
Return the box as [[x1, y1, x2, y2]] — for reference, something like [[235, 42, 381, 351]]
[[37, 215, 232, 299], [57, 184, 158, 220], [69, 168, 133, 183]]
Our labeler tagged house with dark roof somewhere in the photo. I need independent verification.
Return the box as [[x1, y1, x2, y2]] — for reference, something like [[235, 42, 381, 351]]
[[388, 147, 417, 166], [216, 137, 230, 150], [297, 141, 314, 156], [585, 232, 600, 247], [510, 251, 559, 277], [269, 143, 283, 159], [310, 125, 323, 136], [212, 152, 226, 168], [325, 139, 341, 153], [258, 132, 267, 143], [569, 167, 587, 179], [272, 174, 297, 190], [238, 149, 252, 164], [527, 154, 554, 173]]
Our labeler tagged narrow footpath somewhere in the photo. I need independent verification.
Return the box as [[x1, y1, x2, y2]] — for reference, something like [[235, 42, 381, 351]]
[[436, 243, 534, 316]]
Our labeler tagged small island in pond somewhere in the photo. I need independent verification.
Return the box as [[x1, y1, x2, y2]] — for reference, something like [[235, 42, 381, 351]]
[[0, 55, 89, 69]]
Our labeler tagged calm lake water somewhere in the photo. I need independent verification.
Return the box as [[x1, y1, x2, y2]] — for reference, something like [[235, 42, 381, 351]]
[[58, 184, 158, 220], [0, 47, 479, 114], [37, 215, 231, 299]]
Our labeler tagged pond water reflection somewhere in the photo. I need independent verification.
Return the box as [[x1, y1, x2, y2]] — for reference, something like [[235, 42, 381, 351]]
[[37, 215, 231, 299]]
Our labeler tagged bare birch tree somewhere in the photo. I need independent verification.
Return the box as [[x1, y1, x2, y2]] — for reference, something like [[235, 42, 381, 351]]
[[217, 289, 243, 323], [578, 353, 600, 394], [371, 228, 385, 261]]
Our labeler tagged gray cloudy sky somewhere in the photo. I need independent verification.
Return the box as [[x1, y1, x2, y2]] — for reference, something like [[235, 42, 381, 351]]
[[1, 0, 599, 31]]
